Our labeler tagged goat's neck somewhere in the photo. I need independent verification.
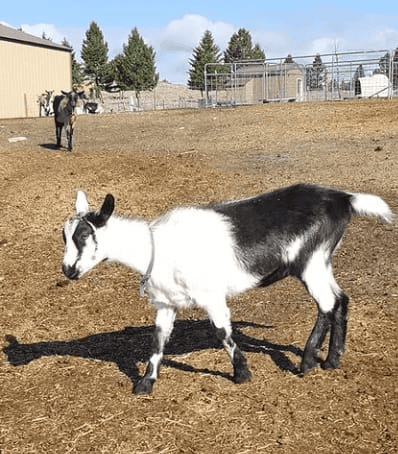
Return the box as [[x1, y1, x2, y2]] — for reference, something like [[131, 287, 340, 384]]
[[101, 215, 152, 275]]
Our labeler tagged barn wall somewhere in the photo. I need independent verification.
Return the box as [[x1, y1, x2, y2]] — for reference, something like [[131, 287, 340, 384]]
[[0, 40, 71, 118]]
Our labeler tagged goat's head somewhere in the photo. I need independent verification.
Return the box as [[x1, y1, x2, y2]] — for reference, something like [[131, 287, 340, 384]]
[[61, 90, 86, 110], [62, 191, 114, 280], [45, 90, 54, 101]]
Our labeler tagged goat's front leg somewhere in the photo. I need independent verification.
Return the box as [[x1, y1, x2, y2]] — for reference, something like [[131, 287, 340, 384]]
[[134, 305, 176, 394], [55, 124, 62, 148], [207, 301, 251, 383], [66, 122, 73, 151]]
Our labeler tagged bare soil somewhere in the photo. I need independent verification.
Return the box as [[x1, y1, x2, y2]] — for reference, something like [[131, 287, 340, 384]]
[[0, 99, 397, 453]]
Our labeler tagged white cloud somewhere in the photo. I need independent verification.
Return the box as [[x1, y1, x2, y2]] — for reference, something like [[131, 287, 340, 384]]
[[160, 14, 234, 53], [309, 37, 338, 55], [0, 21, 15, 28], [372, 27, 398, 49], [21, 23, 65, 44], [251, 30, 287, 57], [151, 15, 236, 83]]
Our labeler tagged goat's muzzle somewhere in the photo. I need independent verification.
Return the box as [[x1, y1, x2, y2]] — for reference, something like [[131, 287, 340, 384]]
[[62, 264, 80, 280]]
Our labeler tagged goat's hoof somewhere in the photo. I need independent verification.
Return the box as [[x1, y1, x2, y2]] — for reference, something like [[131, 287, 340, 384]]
[[5, 334, 18, 345], [299, 357, 319, 375], [134, 378, 155, 394], [233, 368, 252, 383], [322, 358, 340, 370]]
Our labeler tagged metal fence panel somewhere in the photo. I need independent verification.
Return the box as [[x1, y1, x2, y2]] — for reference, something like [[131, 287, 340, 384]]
[[204, 49, 398, 106]]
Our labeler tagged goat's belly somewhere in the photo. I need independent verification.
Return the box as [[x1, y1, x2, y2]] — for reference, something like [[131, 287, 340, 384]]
[[148, 282, 196, 309], [148, 263, 259, 309]]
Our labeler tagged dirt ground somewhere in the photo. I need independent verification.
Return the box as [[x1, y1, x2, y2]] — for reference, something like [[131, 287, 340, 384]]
[[0, 99, 397, 453]]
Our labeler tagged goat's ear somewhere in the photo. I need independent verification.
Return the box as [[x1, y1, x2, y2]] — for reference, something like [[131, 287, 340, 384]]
[[75, 190, 89, 215], [98, 194, 115, 224]]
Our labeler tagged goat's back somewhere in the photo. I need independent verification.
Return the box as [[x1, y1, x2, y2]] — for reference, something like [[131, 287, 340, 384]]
[[53, 95, 72, 124]]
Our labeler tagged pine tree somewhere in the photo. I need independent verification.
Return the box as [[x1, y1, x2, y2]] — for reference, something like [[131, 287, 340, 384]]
[[353, 64, 365, 96], [81, 21, 109, 97], [111, 28, 157, 106], [353, 64, 365, 81], [305, 66, 314, 90], [251, 43, 266, 60], [378, 52, 390, 76], [224, 28, 265, 62], [284, 54, 294, 64], [309, 54, 327, 89], [188, 30, 224, 94]]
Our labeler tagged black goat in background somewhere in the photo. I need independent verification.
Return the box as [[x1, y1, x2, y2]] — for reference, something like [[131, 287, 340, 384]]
[[53, 91, 85, 151]]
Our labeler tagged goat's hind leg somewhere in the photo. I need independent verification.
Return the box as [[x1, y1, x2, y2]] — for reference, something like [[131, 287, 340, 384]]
[[323, 292, 349, 369], [300, 308, 331, 372], [134, 305, 176, 394], [300, 253, 348, 373], [301, 291, 348, 372]]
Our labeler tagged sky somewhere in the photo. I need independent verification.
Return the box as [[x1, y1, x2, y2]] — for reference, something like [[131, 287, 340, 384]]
[[2, 1, 398, 84]]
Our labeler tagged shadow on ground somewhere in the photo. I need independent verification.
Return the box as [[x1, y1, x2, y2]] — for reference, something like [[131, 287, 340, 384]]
[[40, 143, 60, 150], [4, 320, 303, 385]]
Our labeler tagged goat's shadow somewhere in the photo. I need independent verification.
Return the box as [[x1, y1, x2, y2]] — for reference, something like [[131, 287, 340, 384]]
[[4, 320, 303, 385], [40, 143, 62, 151]]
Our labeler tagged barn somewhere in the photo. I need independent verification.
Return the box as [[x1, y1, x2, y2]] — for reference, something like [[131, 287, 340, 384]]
[[0, 23, 72, 119]]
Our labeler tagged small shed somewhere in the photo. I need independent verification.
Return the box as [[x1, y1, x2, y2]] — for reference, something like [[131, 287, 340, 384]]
[[0, 23, 72, 118], [231, 62, 305, 103], [264, 62, 305, 102]]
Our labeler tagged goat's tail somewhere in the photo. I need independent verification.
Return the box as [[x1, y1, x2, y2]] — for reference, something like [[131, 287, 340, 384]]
[[349, 192, 395, 223]]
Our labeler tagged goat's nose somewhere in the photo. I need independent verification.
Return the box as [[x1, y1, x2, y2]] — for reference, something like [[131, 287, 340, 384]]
[[62, 264, 79, 280]]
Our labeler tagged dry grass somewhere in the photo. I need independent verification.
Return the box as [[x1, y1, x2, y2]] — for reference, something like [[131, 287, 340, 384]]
[[0, 99, 397, 453]]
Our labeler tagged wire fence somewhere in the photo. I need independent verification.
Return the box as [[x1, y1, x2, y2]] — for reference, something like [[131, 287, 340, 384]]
[[100, 82, 203, 113], [203, 49, 398, 106], [96, 49, 398, 113]]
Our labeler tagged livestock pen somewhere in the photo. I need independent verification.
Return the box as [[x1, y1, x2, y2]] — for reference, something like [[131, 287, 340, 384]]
[[0, 99, 397, 453]]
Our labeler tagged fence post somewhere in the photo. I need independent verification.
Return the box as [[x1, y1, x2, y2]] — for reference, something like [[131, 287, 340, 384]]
[[204, 64, 208, 106]]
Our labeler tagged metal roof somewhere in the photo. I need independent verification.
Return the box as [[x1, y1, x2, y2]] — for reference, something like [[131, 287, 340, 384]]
[[0, 23, 71, 52], [234, 61, 305, 75]]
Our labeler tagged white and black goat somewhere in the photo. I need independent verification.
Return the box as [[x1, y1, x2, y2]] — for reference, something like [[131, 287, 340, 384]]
[[37, 90, 54, 116], [62, 184, 393, 394]]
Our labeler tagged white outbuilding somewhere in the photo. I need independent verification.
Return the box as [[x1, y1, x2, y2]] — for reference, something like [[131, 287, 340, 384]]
[[358, 74, 392, 98]]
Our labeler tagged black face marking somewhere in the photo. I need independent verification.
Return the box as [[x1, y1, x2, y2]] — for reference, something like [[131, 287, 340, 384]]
[[72, 219, 96, 254]]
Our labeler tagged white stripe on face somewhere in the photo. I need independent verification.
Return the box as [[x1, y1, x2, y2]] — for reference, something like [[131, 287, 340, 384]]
[[63, 219, 80, 268]]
